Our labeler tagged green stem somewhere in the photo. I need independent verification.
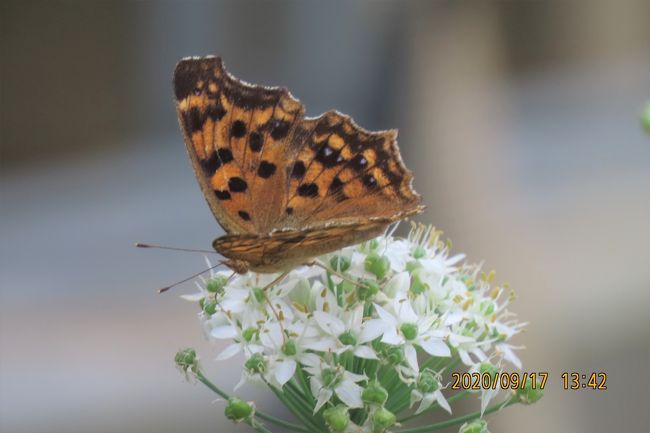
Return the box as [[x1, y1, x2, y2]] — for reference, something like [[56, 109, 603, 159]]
[[195, 370, 308, 433], [297, 365, 315, 405], [268, 383, 324, 432], [395, 397, 517, 433]]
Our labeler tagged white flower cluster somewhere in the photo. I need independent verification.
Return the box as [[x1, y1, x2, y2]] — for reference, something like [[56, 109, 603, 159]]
[[184, 225, 525, 433]]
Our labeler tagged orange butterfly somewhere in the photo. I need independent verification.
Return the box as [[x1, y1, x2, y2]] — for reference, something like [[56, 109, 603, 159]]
[[174, 56, 423, 274]]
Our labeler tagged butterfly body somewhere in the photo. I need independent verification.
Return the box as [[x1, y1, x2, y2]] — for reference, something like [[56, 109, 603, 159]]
[[174, 56, 423, 274]]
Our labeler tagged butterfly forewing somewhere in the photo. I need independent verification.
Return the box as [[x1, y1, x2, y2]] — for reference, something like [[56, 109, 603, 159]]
[[174, 57, 303, 234]]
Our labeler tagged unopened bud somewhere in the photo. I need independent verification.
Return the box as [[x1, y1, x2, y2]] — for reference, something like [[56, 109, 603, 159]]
[[362, 382, 388, 405], [224, 397, 253, 422], [364, 253, 390, 280], [372, 407, 396, 433], [323, 405, 349, 432], [459, 419, 489, 433]]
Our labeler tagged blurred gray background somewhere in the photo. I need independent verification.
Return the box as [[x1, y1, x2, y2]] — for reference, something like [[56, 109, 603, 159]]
[[1, 1, 649, 432]]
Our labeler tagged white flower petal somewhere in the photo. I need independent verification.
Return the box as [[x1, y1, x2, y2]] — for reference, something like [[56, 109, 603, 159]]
[[396, 299, 419, 324], [335, 381, 363, 408], [275, 359, 297, 386], [359, 319, 386, 343], [404, 344, 419, 372], [481, 387, 499, 416], [180, 292, 204, 302], [314, 388, 333, 413], [415, 392, 436, 414], [373, 303, 397, 327], [419, 338, 451, 357], [381, 327, 402, 345], [353, 345, 378, 360], [302, 337, 338, 352], [216, 343, 241, 361], [210, 325, 238, 339], [313, 311, 346, 336], [384, 272, 410, 298], [435, 390, 452, 414]]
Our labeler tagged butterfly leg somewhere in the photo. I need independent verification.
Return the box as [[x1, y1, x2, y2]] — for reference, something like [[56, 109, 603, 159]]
[[305, 259, 371, 290], [260, 270, 291, 343]]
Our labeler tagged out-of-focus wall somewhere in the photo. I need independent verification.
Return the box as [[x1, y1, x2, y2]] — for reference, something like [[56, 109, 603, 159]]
[[1, 2, 649, 433]]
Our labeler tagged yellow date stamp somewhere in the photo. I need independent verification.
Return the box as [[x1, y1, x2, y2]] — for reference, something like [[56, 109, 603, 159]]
[[451, 372, 548, 390], [561, 372, 607, 390]]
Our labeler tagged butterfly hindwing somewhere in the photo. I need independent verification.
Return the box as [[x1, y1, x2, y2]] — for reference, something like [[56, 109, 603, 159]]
[[279, 111, 422, 229], [213, 220, 390, 272]]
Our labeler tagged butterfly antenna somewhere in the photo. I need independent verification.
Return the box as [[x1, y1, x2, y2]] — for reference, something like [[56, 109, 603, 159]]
[[135, 242, 218, 255], [157, 262, 226, 293]]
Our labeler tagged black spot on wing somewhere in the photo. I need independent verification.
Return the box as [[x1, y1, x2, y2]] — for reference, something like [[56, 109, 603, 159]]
[[238, 211, 251, 221], [200, 152, 221, 174], [231, 120, 247, 138], [270, 120, 290, 140], [249, 132, 263, 152], [297, 183, 319, 197], [315, 144, 342, 168], [257, 161, 277, 178], [290, 161, 306, 179], [206, 101, 227, 120], [185, 107, 203, 134], [329, 176, 344, 193], [228, 177, 248, 192], [363, 174, 378, 190], [217, 148, 234, 163], [215, 190, 231, 200], [349, 154, 368, 172]]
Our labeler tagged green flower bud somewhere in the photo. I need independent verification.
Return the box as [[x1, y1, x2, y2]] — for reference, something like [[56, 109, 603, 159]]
[[405, 260, 422, 273], [282, 339, 297, 357], [416, 370, 439, 393], [198, 297, 205, 309], [252, 287, 266, 304], [323, 405, 349, 432], [516, 378, 544, 404], [478, 362, 498, 379], [244, 353, 266, 374], [479, 300, 495, 316], [362, 382, 388, 405], [330, 255, 351, 272], [174, 348, 198, 371], [202, 299, 218, 316], [367, 238, 380, 251], [410, 268, 429, 295], [206, 275, 228, 294], [224, 397, 253, 422], [383, 345, 404, 365], [242, 327, 257, 342], [364, 253, 390, 279], [400, 323, 418, 341], [412, 245, 426, 259], [322, 368, 340, 387], [372, 407, 396, 433], [357, 280, 380, 301], [459, 419, 489, 433], [338, 331, 357, 346], [642, 101, 650, 134]]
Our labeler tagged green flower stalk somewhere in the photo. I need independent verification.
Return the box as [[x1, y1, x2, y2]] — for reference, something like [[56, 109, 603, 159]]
[[176, 224, 537, 432]]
